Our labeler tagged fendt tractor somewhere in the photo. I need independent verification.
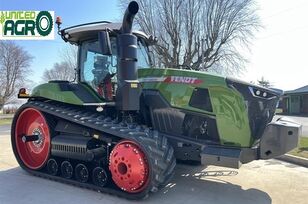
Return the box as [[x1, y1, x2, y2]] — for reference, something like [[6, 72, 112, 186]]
[[11, 1, 301, 199]]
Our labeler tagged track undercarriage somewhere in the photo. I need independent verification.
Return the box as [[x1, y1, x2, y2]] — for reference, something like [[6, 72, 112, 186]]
[[11, 100, 176, 199]]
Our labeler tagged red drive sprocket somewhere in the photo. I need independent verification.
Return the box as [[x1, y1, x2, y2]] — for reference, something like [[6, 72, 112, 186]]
[[109, 140, 150, 193]]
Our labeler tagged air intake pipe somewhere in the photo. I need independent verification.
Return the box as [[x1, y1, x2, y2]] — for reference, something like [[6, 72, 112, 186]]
[[116, 1, 140, 111]]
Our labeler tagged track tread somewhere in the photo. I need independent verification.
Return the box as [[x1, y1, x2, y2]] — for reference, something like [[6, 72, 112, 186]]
[[128, 130, 176, 193], [11, 100, 176, 199]]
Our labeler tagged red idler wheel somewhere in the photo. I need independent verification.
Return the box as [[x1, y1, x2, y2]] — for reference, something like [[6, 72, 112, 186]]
[[109, 140, 149, 193], [14, 108, 51, 170]]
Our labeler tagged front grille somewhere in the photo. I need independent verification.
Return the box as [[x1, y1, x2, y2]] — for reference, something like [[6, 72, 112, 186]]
[[226, 78, 281, 139]]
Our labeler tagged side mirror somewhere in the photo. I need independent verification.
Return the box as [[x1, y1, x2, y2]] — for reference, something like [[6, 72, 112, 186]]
[[98, 31, 112, 55]]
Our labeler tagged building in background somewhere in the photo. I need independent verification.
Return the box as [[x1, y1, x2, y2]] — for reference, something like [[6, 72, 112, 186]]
[[280, 85, 308, 115]]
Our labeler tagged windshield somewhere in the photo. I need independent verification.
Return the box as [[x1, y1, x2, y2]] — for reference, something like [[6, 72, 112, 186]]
[[137, 39, 151, 69], [80, 39, 117, 88], [79, 37, 151, 99]]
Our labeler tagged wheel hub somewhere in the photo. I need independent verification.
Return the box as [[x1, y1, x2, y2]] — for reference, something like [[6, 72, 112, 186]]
[[32, 128, 44, 148], [109, 140, 149, 193]]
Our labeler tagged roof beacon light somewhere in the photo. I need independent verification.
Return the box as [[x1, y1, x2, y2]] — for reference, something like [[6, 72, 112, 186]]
[[56, 16, 62, 35], [18, 88, 30, 98]]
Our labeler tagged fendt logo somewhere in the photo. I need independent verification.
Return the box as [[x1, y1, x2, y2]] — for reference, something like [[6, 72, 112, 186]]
[[0, 11, 54, 40], [164, 76, 203, 85]]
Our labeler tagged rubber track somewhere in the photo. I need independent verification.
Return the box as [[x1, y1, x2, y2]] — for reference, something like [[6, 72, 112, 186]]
[[14, 100, 176, 200]]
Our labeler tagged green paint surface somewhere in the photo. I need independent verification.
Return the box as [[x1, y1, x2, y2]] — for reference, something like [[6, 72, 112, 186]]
[[31, 83, 85, 105], [210, 86, 251, 147], [139, 68, 252, 147]]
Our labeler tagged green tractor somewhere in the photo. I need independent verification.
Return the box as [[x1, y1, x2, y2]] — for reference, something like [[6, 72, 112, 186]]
[[11, 1, 301, 199]]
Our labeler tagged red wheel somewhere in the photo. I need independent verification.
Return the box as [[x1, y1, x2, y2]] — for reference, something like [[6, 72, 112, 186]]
[[14, 108, 51, 170], [109, 140, 150, 193]]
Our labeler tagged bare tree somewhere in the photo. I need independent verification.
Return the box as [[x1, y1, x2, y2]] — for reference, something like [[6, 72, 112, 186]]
[[0, 41, 32, 110], [61, 44, 78, 71], [120, 0, 260, 75], [257, 76, 271, 88], [42, 45, 77, 81], [42, 61, 75, 81]]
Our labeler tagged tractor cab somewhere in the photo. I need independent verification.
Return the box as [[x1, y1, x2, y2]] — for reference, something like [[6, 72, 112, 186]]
[[58, 22, 155, 101]]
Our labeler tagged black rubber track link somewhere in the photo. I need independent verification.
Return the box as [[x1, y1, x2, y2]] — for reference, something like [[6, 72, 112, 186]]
[[11, 100, 176, 200]]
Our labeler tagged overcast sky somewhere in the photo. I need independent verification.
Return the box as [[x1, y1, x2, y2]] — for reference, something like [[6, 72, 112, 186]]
[[1, 0, 307, 91]]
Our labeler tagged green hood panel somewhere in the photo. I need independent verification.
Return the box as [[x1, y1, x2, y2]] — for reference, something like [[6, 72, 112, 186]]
[[138, 68, 226, 110], [139, 68, 226, 87], [138, 68, 252, 147], [31, 82, 103, 105], [210, 86, 251, 147]]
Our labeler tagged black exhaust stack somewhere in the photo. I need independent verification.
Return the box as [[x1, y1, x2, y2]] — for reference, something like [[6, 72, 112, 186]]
[[121, 1, 139, 34], [116, 1, 140, 111]]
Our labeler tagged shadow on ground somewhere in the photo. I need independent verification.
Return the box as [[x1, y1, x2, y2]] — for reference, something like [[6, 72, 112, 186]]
[[148, 164, 271, 204], [263, 159, 298, 168], [0, 164, 272, 204]]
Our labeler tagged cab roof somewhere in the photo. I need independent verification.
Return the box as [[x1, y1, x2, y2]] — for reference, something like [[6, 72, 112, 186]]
[[60, 21, 154, 45]]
